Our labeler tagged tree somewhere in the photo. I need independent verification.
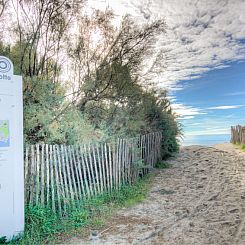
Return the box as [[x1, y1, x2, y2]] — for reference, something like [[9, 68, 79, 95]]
[[0, 2, 181, 156], [0, 0, 7, 18], [68, 11, 166, 111], [7, 0, 84, 81]]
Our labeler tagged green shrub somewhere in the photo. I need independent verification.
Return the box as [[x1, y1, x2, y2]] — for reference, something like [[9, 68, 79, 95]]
[[155, 161, 171, 169]]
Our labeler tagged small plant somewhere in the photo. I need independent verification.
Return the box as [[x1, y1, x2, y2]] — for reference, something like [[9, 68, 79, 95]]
[[133, 159, 146, 169], [235, 143, 245, 151], [155, 161, 171, 169], [0, 236, 7, 244]]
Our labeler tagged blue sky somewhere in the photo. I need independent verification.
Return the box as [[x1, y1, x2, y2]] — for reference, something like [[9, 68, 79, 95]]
[[171, 61, 245, 137]]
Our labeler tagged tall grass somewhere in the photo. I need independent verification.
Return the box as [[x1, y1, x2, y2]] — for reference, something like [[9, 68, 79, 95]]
[[6, 174, 153, 245]]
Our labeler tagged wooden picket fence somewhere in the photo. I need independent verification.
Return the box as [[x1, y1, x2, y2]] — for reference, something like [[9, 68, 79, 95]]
[[24, 132, 162, 214], [231, 125, 245, 144]]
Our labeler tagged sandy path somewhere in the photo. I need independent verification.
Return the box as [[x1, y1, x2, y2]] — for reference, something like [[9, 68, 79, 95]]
[[68, 143, 245, 245]]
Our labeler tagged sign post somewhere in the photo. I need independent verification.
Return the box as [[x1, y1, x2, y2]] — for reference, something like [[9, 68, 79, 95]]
[[0, 56, 24, 240]]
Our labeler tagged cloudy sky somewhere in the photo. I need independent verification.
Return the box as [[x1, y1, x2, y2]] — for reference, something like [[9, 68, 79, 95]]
[[88, 0, 245, 141]]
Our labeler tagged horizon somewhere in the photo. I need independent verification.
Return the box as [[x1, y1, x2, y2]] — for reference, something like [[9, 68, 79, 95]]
[[175, 60, 245, 144]]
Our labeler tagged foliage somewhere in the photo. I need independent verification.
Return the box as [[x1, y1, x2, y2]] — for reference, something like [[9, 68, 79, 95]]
[[0, 236, 7, 244], [235, 143, 245, 151], [0, 1, 181, 153], [22, 76, 101, 144], [155, 161, 171, 169], [140, 89, 181, 158], [23, 77, 63, 143]]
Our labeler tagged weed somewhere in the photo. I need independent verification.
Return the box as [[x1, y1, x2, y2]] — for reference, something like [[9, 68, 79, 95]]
[[0, 237, 7, 244], [155, 161, 171, 169], [234, 143, 245, 151]]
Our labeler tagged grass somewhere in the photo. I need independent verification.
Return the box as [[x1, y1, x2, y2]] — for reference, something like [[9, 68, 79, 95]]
[[155, 161, 171, 169], [239, 144, 245, 150], [6, 174, 153, 245], [234, 143, 245, 151]]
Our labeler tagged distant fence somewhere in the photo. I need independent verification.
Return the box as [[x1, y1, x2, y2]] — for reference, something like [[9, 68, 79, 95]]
[[231, 125, 245, 144], [24, 132, 162, 214]]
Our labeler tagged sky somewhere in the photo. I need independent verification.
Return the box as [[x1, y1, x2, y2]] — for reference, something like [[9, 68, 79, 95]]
[[87, 0, 245, 141]]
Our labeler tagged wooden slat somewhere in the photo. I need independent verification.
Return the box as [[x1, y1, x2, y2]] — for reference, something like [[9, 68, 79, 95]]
[[98, 143, 106, 192], [40, 144, 45, 206], [71, 146, 82, 201], [53, 145, 62, 214], [113, 140, 118, 190], [29, 145, 35, 206], [63, 145, 75, 205], [24, 145, 29, 203], [118, 139, 122, 188], [90, 144, 101, 194], [121, 139, 125, 184], [104, 143, 110, 192], [125, 139, 130, 183], [49, 145, 56, 212], [35, 144, 40, 205], [45, 144, 50, 207], [85, 145, 98, 195], [67, 145, 79, 202], [79, 145, 92, 198], [108, 143, 113, 191], [127, 140, 131, 184], [94, 143, 103, 193], [131, 139, 135, 183], [60, 145, 71, 208], [83, 144, 96, 196], [56, 145, 67, 212], [73, 145, 86, 198]]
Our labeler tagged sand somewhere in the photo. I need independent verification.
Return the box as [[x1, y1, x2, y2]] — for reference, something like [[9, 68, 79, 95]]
[[67, 143, 245, 245]]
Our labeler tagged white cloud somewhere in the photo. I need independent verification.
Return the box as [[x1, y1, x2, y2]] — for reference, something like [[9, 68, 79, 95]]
[[182, 115, 245, 136], [185, 127, 231, 135], [185, 128, 230, 136], [88, 0, 245, 90], [171, 103, 206, 118], [181, 116, 195, 120], [151, 0, 245, 89], [187, 122, 202, 126], [225, 91, 245, 96], [208, 105, 244, 110], [166, 95, 177, 102]]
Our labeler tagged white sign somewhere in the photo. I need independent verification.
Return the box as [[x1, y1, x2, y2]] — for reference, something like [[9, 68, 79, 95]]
[[0, 56, 24, 240]]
